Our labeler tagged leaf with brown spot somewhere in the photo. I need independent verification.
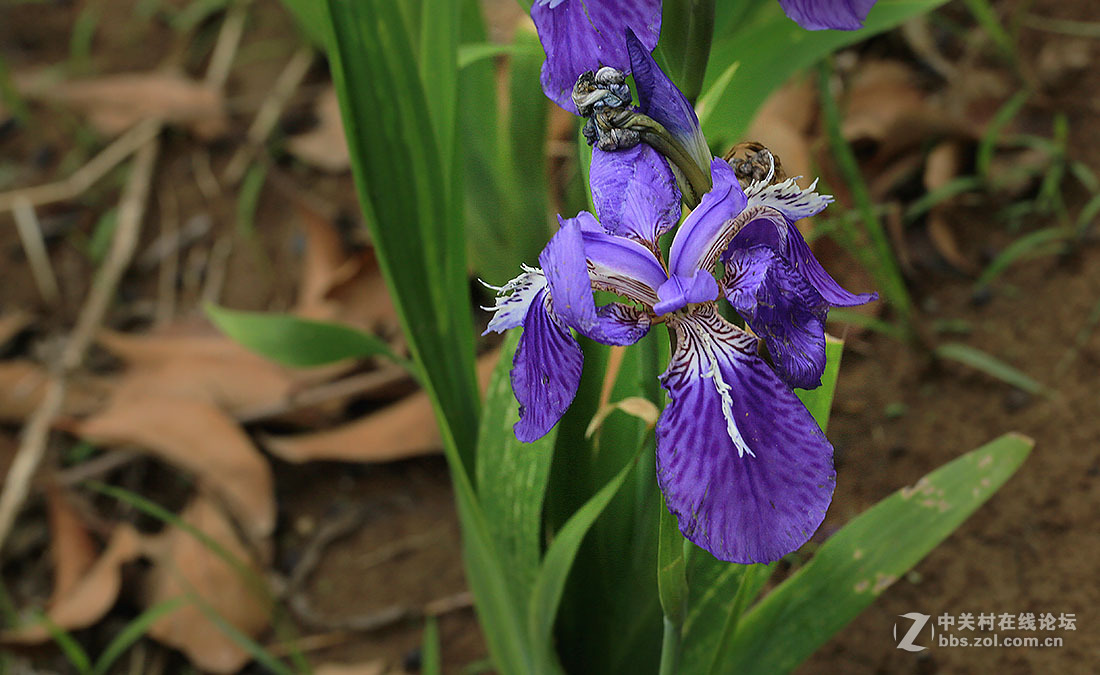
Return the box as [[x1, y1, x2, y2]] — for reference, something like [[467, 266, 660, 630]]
[[263, 352, 497, 464], [20, 72, 227, 139], [72, 396, 276, 540], [286, 87, 350, 172], [0, 525, 142, 644], [144, 496, 270, 675], [45, 487, 98, 605]]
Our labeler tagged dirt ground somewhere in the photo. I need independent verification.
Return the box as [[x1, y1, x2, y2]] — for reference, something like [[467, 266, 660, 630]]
[[0, 0, 1097, 673]]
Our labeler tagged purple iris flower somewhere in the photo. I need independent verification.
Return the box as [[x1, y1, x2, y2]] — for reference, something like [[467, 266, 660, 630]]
[[530, 0, 662, 112], [777, 0, 878, 31], [484, 148, 876, 563], [530, 0, 877, 113]]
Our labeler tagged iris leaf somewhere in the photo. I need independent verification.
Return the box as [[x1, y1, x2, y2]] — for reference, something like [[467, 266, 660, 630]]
[[477, 332, 556, 606], [715, 432, 1033, 673]]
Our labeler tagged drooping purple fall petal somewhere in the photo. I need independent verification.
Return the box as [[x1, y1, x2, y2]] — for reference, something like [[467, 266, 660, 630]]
[[590, 144, 681, 247], [777, 0, 877, 31], [655, 305, 835, 563], [532, 0, 662, 111], [512, 289, 584, 442]]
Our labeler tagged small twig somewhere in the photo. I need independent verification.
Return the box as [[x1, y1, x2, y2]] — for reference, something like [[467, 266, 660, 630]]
[[237, 365, 411, 423], [285, 506, 368, 595], [11, 197, 60, 306], [223, 45, 314, 185], [204, 0, 250, 90], [155, 188, 179, 325], [55, 450, 139, 487], [0, 129, 161, 554], [0, 119, 160, 213], [191, 150, 222, 200], [200, 233, 233, 305]]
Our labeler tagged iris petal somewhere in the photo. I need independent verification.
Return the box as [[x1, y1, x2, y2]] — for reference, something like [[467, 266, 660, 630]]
[[512, 289, 584, 442], [541, 213, 653, 344], [532, 0, 662, 111], [777, 0, 877, 31], [668, 158, 747, 277], [724, 247, 828, 389], [591, 144, 681, 247], [625, 30, 711, 178], [656, 305, 835, 563]]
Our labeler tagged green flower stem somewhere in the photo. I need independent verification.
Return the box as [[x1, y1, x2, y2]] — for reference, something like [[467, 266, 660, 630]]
[[659, 615, 683, 675]]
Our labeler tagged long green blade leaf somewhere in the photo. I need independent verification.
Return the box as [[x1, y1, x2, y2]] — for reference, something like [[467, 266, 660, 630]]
[[476, 332, 556, 605], [716, 432, 1033, 673], [324, 0, 479, 467], [528, 449, 642, 674]]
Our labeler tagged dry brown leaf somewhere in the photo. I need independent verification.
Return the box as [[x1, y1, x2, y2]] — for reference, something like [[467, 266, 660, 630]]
[[842, 61, 926, 147], [0, 525, 141, 644], [0, 361, 103, 423], [0, 311, 30, 349], [264, 352, 497, 464], [295, 206, 397, 334], [24, 72, 227, 139], [144, 496, 269, 675], [72, 396, 276, 540], [45, 487, 98, 605], [97, 328, 301, 416], [924, 142, 977, 274], [286, 87, 350, 172], [312, 662, 386, 675]]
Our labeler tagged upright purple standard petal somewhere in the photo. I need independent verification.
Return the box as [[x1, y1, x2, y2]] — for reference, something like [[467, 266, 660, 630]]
[[532, 0, 662, 111], [625, 30, 711, 177], [540, 214, 652, 345], [512, 289, 583, 442], [590, 144, 681, 247], [724, 247, 828, 389], [656, 305, 835, 563], [778, 0, 877, 31], [668, 159, 747, 277]]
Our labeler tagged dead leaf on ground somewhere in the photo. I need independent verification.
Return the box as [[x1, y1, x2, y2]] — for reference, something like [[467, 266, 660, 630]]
[[924, 141, 978, 274], [295, 205, 398, 335], [0, 525, 141, 644], [98, 328, 299, 416], [71, 396, 276, 541], [286, 87, 350, 172], [0, 361, 104, 423], [312, 662, 387, 675], [264, 352, 497, 464], [143, 496, 270, 675], [45, 487, 98, 605], [19, 72, 227, 139]]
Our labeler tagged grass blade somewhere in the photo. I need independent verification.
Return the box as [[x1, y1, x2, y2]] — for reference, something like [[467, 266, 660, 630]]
[[205, 304, 411, 370], [92, 597, 188, 675], [934, 342, 1046, 395]]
